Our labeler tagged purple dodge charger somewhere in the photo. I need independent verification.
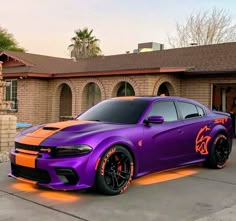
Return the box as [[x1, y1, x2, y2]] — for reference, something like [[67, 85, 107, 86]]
[[9, 96, 233, 195]]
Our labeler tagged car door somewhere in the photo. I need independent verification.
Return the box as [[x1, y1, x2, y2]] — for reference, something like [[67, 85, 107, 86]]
[[175, 101, 212, 162], [141, 100, 186, 173]]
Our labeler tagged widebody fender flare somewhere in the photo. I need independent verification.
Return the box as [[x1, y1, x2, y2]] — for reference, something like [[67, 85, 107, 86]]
[[85, 136, 138, 186]]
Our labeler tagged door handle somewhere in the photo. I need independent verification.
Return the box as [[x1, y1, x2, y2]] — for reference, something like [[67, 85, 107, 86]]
[[177, 129, 184, 134]]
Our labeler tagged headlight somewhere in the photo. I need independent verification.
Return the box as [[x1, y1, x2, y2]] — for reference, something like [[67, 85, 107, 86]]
[[55, 145, 93, 156]]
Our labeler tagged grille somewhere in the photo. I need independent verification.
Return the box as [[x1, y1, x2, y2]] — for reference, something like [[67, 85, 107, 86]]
[[11, 164, 51, 184], [15, 142, 54, 153]]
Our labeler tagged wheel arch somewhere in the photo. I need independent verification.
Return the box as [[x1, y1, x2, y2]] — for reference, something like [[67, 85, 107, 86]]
[[112, 143, 137, 175], [208, 125, 231, 152], [86, 136, 138, 186], [205, 126, 231, 169]]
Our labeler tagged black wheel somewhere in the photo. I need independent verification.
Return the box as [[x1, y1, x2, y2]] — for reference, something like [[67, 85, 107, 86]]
[[205, 134, 230, 169], [95, 146, 134, 195]]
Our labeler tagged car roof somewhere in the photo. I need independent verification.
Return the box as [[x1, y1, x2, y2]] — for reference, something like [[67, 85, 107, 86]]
[[114, 96, 199, 103], [112, 96, 208, 109]]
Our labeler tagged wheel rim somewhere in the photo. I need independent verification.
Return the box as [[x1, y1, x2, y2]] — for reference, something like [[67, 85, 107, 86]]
[[215, 137, 229, 165], [104, 152, 131, 191]]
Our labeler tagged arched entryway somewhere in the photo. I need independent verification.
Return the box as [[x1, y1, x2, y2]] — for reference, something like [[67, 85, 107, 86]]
[[83, 82, 102, 109], [157, 82, 175, 96], [59, 84, 72, 120], [116, 81, 135, 96]]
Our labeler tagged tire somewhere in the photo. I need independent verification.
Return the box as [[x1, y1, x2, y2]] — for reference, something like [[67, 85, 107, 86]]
[[95, 146, 134, 195], [205, 134, 230, 169]]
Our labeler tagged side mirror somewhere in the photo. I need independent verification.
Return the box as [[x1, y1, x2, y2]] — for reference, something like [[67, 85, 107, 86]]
[[146, 116, 164, 124]]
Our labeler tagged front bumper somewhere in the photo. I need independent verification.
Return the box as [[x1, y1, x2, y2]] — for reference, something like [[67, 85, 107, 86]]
[[9, 148, 96, 190]]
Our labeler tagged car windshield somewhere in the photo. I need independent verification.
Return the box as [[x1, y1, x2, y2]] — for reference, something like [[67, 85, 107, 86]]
[[77, 99, 150, 124]]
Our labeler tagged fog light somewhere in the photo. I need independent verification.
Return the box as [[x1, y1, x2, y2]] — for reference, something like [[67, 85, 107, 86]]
[[56, 168, 79, 185]]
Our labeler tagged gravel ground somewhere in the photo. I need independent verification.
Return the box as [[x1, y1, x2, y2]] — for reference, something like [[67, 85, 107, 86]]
[[0, 151, 9, 163]]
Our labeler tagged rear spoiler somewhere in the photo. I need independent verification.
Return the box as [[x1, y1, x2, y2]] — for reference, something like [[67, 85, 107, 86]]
[[212, 111, 231, 117]]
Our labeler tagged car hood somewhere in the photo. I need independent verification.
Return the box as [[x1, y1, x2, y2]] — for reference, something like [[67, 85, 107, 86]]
[[16, 120, 133, 145]]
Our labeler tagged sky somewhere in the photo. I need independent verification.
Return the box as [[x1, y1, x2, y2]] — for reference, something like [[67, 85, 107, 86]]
[[0, 0, 236, 58]]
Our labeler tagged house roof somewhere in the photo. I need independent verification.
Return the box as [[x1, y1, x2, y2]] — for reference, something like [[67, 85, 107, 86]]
[[1, 42, 236, 78]]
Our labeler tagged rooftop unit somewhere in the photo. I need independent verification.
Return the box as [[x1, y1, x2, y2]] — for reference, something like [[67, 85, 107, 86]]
[[134, 42, 164, 53]]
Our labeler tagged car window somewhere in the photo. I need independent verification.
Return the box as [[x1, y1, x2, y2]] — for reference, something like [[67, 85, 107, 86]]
[[147, 101, 178, 122], [177, 101, 199, 119], [78, 99, 150, 124], [196, 105, 205, 116]]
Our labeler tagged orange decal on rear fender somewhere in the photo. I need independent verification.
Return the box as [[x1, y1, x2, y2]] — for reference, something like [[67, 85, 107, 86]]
[[214, 117, 228, 124], [15, 153, 37, 168], [195, 126, 211, 155]]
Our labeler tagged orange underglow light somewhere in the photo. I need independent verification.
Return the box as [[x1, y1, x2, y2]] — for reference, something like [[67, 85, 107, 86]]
[[39, 191, 79, 202], [11, 182, 38, 192], [133, 166, 200, 186], [11, 181, 80, 203]]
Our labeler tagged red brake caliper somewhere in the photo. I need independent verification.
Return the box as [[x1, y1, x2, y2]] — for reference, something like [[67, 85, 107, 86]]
[[115, 155, 122, 178]]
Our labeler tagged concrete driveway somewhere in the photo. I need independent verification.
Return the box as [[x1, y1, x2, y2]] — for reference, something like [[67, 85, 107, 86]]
[[0, 142, 236, 221]]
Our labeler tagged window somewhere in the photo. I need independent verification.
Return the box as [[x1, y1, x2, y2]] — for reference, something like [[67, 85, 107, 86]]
[[59, 84, 72, 119], [117, 82, 135, 96], [147, 101, 178, 122], [177, 102, 199, 119], [157, 83, 170, 96], [5, 79, 17, 110], [196, 106, 205, 116], [78, 99, 149, 124], [87, 83, 101, 108]]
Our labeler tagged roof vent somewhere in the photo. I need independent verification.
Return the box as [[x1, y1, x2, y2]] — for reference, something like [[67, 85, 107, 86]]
[[43, 127, 59, 131], [134, 42, 164, 53]]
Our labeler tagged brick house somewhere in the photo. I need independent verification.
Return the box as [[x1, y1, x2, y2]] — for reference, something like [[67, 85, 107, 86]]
[[1, 42, 236, 125]]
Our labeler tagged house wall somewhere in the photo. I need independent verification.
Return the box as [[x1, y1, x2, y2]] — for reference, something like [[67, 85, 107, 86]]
[[180, 74, 236, 108], [180, 76, 212, 107], [0, 62, 3, 101], [11, 73, 236, 125], [15, 78, 49, 124], [47, 74, 180, 123], [13, 73, 180, 124]]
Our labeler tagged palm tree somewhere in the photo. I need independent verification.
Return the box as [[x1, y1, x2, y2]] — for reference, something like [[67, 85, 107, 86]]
[[68, 28, 101, 60]]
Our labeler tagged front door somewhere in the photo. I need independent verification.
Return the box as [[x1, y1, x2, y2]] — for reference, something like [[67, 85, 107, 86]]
[[141, 100, 186, 173]]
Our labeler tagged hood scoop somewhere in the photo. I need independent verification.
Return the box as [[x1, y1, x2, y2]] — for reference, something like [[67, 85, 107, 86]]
[[43, 127, 59, 131]]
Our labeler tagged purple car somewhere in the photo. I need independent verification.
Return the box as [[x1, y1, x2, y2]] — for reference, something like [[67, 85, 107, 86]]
[[9, 96, 233, 195]]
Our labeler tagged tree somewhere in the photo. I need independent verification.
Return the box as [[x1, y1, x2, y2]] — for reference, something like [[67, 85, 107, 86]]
[[168, 8, 236, 48], [0, 27, 25, 52], [68, 28, 101, 60]]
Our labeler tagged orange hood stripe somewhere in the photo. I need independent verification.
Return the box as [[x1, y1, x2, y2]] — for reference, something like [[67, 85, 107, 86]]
[[19, 120, 92, 146], [112, 96, 136, 100]]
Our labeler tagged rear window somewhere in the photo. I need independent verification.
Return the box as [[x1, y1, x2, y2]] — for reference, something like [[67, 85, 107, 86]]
[[177, 102, 199, 119], [196, 106, 205, 116]]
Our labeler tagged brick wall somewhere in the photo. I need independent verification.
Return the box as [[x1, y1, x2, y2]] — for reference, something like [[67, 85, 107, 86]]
[[15, 78, 49, 124], [180, 74, 236, 108], [10, 72, 236, 125], [0, 115, 16, 152], [7, 73, 182, 124], [0, 62, 3, 102], [46, 74, 180, 123]]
